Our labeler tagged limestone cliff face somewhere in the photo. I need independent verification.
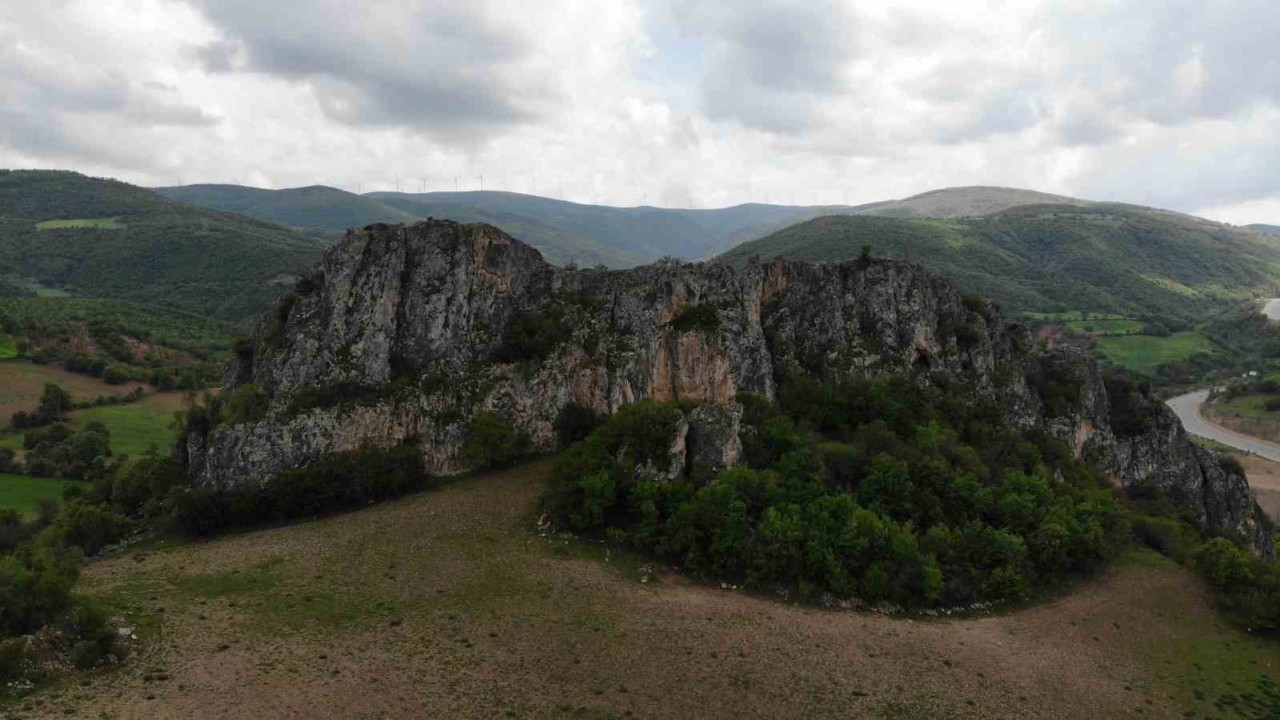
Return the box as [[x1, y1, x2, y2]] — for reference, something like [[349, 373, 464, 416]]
[[189, 220, 1272, 554]]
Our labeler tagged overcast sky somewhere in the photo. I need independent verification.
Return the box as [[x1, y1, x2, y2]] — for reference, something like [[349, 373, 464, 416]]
[[2, 0, 1278, 223]]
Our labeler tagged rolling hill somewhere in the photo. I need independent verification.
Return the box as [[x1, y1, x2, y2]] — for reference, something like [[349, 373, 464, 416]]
[[855, 186, 1091, 219], [154, 183, 1125, 269], [0, 170, 323, 322], [719, 203, 1280, 326], [157, 184, 646, 267], [1247, 223, 1280, 237], [158, 184, 834, 266]]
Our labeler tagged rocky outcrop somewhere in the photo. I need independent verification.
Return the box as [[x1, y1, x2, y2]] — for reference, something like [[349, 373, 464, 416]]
[[187, 219, 1273, 555]]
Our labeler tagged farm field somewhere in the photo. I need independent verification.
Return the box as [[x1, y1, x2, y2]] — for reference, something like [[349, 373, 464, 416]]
[[34, 218, 122, 231], [20, 461, 1277, 719], [0, 391, 188, 461], [0, 474, 85, 518], [0, 360, 145, 422], [0, 332, 16, 359], [67, 394, 185, 458], [1097, 331, 1216, 375]]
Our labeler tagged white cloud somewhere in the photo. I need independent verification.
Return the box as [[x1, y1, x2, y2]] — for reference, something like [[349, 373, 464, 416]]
[[0, 0, 1278, 222]]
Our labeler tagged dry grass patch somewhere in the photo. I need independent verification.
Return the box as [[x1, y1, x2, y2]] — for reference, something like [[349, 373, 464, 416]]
[[14, 461, 1279, 719]]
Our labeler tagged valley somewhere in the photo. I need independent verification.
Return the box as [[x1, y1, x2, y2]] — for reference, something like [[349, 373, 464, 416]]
[[0, 173, 1279, 718]]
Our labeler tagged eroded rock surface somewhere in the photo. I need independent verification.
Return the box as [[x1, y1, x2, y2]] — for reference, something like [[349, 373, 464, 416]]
[[187, 220, 1272, 555]]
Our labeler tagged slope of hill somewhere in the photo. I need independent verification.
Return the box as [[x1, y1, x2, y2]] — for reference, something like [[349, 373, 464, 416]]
[[155, 184, 420, 243], [1247, 223, 1280, 237], [860, 186, 1091, 219], [52, 462, 1280, 719], [719, 204, 1280, 326], [0, 170, 322, 322], [370, 191, 825, 263], [158, 183, 826, 266]]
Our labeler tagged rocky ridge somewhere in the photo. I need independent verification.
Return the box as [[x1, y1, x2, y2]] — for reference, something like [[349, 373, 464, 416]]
[[186, 220, 1272, 555]]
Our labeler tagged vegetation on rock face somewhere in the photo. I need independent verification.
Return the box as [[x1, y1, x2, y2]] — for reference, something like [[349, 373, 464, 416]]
[[461, 412, 529, 470], [543, 377, 1125, 608], [169, 443, 433, 537], [0, 171, 322, 322]]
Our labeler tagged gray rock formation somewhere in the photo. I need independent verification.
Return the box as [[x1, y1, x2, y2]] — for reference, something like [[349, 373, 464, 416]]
[[187, 219, 1273, 555]]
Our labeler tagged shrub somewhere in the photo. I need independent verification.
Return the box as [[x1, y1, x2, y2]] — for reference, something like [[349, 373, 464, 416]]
[[225, 383, 270, 425], [460, 411, 529, 470], [542, 377, 1122, 609], [553, 402, 605, 447], [45, 502, 134, 556], [495, 307, 569, 363], [171, 443, 433, 537], [669, 303, 720, 335]]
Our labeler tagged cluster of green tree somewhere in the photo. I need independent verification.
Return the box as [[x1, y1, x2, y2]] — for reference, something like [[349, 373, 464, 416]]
[[718, 205, 1280, 329], [19, 422, 119, 483], [1198, 303, 1280, 377], [0, 279, 33, 298], [0, 298, 234, 389], [10, 383, 73, 430], [0, 492, 136, 683], [1130, 490, 1280, 631], [0, 171, 322, 322], [542, 375, 1126, 608], [0, 298, 236, 359]]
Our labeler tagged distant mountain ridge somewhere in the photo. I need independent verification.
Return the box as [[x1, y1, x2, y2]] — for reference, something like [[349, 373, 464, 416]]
[[157, 183, 828, 267], [719, 202, 1280, 326], [156, 183, 1117, 269], [0, 170, 322, 322]]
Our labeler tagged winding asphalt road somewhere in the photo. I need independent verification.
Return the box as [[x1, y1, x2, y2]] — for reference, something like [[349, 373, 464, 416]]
[[1166, 389, 1280, 462]]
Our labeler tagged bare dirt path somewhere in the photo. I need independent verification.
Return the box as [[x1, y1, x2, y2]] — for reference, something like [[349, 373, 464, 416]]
[[17, 462, 1279, 719]]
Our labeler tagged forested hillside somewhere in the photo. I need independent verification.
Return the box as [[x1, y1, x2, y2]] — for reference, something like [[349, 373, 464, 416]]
[[720, 204, 1280, 326], [1, 171, 322, 322]]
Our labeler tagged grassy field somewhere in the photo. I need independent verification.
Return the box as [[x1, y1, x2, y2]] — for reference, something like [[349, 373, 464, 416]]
[[0, 474, 85, 517], [0, 332, 16, 359], [1211, 393, 1280, 421], [1024, 311, 1143, 336], [11, 462, 1273, 719], [0, 359, 145, 422], [1064, 318, 1143, 335], [68, 395, 182, 458], [0, 392, 186, 461], [1097, 331, 1216, 375], [34, 218, 122, 231]]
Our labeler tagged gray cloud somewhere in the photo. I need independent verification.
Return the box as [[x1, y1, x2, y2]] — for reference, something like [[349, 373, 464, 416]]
[[4, 0, 1280, 222], [666, 0, 854, 133], [187, 0, 554, 139]]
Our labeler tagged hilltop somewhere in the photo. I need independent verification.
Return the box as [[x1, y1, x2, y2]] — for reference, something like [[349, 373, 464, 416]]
[[857, 186, 1091, 219], [1, 170, 322, 322], [719, 204, 1280, 326]]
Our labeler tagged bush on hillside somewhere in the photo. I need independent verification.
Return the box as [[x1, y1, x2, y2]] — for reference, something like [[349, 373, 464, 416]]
[[460, 412, 529, 470], [542, 377, 1122, 608], [171, 443, 433, 537]]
